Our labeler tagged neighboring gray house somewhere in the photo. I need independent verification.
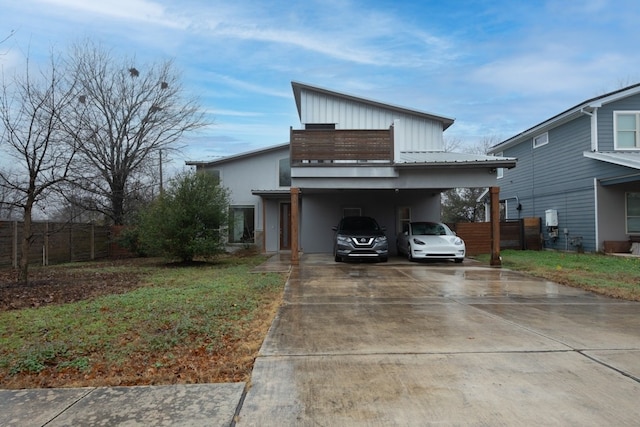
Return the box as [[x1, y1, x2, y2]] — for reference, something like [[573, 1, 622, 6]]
[[188, 82, 516, 258], [488, 83, 640, 253]]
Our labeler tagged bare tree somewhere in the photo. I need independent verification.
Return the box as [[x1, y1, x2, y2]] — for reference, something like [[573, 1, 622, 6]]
[[0, 53, 79, 282], [65, 41, 208, 225], [441, 135, 503, 223]]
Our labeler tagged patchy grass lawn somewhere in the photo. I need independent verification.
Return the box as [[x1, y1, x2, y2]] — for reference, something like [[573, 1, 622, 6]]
[[0, 253, 286, 389], [476, 250, 640, 301]]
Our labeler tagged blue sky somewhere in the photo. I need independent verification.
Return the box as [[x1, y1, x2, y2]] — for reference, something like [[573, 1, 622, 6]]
[[3, 0, 640, 171]]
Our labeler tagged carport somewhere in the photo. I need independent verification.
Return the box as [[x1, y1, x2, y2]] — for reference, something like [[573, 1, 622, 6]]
[[286, 81, 516, 267], [288, 151, 514, 266]]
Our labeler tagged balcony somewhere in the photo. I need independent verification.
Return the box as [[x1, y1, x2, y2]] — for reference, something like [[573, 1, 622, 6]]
[[290, 127, 394, 166]]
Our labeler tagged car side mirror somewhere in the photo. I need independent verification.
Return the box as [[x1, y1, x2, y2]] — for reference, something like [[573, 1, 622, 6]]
[[332, 226, 337, 231]]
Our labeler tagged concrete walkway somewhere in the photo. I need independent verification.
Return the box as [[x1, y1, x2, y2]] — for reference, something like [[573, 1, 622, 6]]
[[2, 254, 640, 426]]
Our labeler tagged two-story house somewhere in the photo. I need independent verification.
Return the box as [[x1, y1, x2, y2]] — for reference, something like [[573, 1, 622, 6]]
[[188, 82, 516, 261], [488, 83, 640, 253]]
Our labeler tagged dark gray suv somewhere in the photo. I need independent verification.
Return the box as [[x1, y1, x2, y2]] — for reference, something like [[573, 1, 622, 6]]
[[332, 216, 388, 262]]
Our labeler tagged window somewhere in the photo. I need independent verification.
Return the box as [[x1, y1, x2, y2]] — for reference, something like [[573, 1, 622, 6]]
[[229, 206, 254, 243], [615, 112, 640, 150], [533, 132, 548, 149], [626, 193, 640, 233], [495, 152, 504, 179], [206, 169, 221, 182], [279, 158, 291, 187], [398, 207, 411, 234]]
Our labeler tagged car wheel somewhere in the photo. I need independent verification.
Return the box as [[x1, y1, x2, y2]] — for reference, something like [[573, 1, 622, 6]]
[[454, 258, 463, 264], [407, 244, 413, 262], [380, 256, 388, 263]]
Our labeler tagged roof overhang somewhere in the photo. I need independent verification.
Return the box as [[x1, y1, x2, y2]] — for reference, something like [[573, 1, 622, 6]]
[[186, 143, 289, 167], [395, 151, 517, 169], [583, 151, 640, 170], [251, 190, 291, 198]]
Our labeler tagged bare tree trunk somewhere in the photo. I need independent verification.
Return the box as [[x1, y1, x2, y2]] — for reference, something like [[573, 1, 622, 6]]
[[18, 205, 32, 283]]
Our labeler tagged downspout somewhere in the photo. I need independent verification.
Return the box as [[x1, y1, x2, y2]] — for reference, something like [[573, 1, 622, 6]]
[[580, 106, 599, 151]]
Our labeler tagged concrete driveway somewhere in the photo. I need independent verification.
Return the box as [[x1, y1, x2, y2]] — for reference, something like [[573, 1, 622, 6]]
[[237, 254, 640, 426]]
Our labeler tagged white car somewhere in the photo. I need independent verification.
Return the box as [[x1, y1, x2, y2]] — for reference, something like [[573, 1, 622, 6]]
[[396, 221, 465, 263]]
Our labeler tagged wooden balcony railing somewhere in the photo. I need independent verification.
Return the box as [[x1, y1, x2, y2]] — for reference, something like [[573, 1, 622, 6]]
[[290, 127, 394, 165]]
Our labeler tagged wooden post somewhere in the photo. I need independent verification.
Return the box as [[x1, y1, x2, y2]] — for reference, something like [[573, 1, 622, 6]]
[[490, 186, 502, 266], [291, 187, 300, 265]]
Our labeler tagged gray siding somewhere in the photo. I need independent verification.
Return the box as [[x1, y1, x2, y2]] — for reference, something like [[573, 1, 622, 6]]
[[300, 190, 440, 253], [597, 92, 640, 151], [499, 95, 640, 252], [500, 115, 596, 251], [198, 146, 290, 252]]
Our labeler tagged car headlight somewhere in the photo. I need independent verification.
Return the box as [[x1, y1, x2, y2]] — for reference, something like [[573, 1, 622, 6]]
[[412, 238, 425, 245], [375, 236, 387, 243], [454, 237, 464, 245], [337, 235, 350, 243]]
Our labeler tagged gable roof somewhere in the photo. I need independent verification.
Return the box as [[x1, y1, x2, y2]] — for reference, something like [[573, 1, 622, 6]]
[[291, 81, 455, 130], [489, 82, 640, 153]]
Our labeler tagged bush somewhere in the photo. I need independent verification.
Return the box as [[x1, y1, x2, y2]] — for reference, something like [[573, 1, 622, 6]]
[[137, 171, 230, 262]]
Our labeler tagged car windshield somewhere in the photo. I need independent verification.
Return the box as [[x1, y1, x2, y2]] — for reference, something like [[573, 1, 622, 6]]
[[340, 217, 379, 232], [411, 222, 450, 236]]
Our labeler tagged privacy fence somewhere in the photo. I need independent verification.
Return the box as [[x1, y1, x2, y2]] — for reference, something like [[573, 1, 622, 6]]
[[0, 218, 542, 268], [0, 221, 114, 268], [452, 217, 542, 256]]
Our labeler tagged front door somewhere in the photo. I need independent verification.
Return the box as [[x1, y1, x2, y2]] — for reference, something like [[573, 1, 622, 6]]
[[280, 202, 291, 250]]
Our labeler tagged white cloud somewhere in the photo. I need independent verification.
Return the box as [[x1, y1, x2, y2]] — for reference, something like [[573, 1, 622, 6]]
[[35, 0, 189, 28]]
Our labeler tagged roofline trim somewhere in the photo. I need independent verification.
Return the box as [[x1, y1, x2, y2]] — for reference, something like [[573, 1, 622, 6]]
[[291, 81, 455, 130]]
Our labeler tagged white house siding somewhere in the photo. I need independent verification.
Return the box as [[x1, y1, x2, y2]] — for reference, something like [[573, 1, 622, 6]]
[[299, 190, 440, 254], [298, 90, 444, 153]]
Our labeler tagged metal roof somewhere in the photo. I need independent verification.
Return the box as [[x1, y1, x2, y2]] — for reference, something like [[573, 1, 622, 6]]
[[583, 151, 640, 170], [185, 143, 289, 167], [396, 151, 517, 169]]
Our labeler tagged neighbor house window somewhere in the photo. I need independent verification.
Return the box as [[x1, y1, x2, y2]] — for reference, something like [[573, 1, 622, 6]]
[[615, 112, 640, 149], [495, 152, 504, 179], [279, 157, 291, 187], [533, 133, 548, 149], [229, 206, 255, 243], [626, 192, 640, 233]]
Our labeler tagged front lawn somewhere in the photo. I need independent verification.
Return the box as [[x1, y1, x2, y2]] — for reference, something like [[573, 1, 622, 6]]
[[477, 250, 640, 301], [0, 254, 286, 389]]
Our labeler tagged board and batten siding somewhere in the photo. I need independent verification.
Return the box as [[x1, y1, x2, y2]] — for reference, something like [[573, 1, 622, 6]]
[[298, 90, 444, 151]]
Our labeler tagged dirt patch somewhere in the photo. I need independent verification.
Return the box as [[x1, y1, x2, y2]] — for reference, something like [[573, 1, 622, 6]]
[[0, 259, 150, 311]]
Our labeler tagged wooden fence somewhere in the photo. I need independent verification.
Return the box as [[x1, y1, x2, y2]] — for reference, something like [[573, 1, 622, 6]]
[[452, 218, 542, 256], [0, 221, 113, 268], [0, 218, 543, 267]]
